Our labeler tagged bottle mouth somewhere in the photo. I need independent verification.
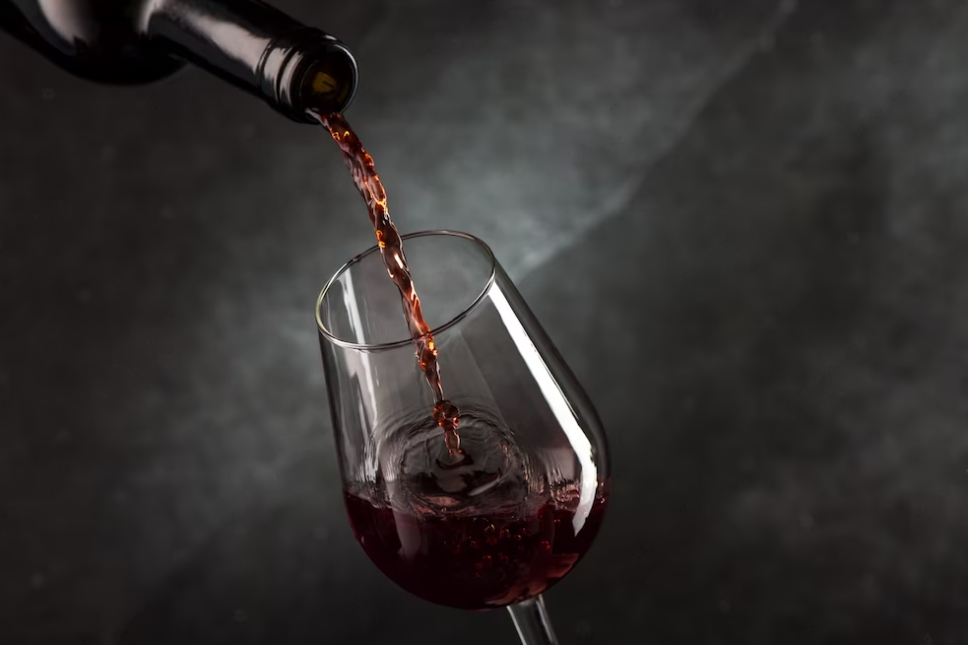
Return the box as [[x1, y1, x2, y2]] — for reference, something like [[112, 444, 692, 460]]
[[264, 30, 358, 123], [301, 41, 358, 115], [286, 38, 358, 122]]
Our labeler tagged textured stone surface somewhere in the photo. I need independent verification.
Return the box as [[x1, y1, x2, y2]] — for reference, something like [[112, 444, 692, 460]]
[[522, 1, 968, 643], [2, 0, 967, 643]]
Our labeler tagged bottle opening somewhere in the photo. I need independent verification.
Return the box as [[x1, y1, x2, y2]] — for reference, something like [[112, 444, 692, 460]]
[[297, 42, 358, 117]]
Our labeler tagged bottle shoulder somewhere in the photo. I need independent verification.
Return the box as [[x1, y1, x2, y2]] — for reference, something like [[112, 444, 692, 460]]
[[0, 0, 183, 83]]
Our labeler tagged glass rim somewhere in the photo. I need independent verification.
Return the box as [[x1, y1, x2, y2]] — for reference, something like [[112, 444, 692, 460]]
[[315, 230, 497, 351]]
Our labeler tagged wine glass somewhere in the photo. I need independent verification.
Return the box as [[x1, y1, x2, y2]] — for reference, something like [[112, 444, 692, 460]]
[[316, 231, 610, 644]]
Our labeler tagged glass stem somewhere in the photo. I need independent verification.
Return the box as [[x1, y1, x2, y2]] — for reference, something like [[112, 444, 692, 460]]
[[508, 595, 560, 645]]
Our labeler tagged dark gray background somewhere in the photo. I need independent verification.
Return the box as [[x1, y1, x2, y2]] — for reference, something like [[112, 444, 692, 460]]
[[3, 0, 968, 643]]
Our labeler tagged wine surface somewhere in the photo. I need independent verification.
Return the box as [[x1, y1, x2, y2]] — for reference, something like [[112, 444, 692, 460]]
[[344, 485, 608, 610], [320, 112, 462, 454]]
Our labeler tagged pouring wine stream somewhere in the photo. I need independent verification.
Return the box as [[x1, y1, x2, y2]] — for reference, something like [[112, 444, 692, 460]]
[[318, 112, 463, 457]]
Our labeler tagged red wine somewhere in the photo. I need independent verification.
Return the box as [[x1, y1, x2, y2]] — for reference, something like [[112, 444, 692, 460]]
[[319, 112, 462, 454], [344, 487, 609, 610]]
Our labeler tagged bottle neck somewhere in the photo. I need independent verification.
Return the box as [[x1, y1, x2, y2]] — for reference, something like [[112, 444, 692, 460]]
[[142, 0, 357, 122]]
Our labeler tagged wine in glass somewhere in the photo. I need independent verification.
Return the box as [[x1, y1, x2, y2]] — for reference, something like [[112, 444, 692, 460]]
[[316, 231, 610, 644]]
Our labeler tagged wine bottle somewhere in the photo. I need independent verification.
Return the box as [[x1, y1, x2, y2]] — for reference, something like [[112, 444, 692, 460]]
[[0, 0, 357, 121]]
